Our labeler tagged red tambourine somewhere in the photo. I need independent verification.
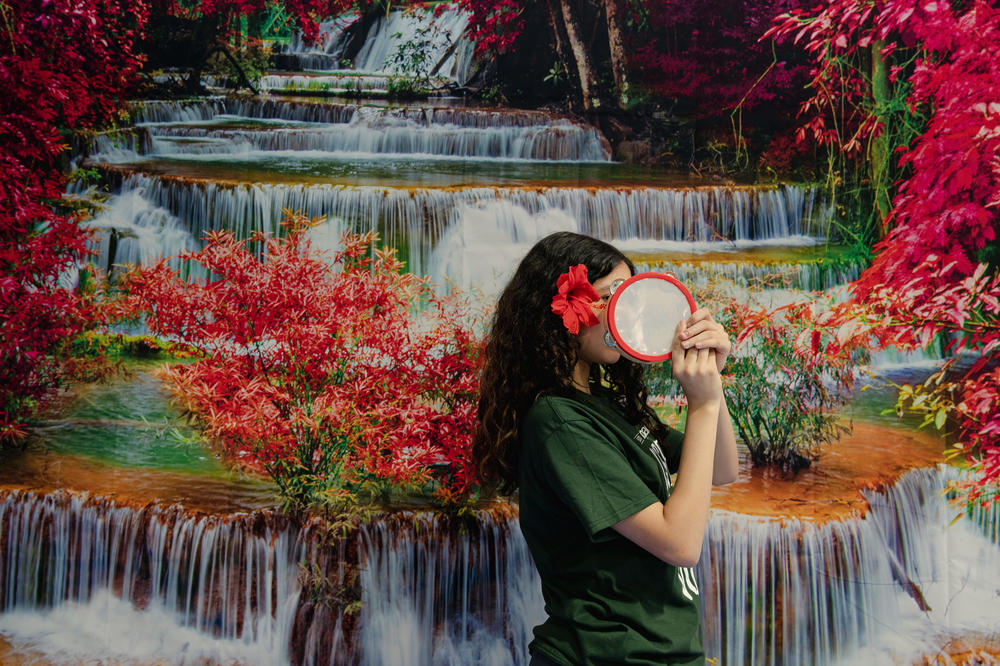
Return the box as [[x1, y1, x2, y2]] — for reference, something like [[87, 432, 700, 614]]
[[606, 272, 697, 364]]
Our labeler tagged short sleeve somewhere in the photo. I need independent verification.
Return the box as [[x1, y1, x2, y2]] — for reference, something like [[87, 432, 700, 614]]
[[533, 418, 659, 539]]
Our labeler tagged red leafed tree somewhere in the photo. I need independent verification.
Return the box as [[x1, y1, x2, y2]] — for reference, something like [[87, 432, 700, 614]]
[[0, 0, 148, 442], [768, 0, 1000, 501], [119, 214, 483, 509], [459, 0, 525, 57], [630, 0, 811, 119]]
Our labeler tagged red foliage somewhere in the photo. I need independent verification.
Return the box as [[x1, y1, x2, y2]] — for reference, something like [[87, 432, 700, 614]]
[[770, 0, 1000, 500], [0, 0, 148, 441], [630, 0, 812, 118], [119, 215, 483, 506], [457, 0, 524, 57]]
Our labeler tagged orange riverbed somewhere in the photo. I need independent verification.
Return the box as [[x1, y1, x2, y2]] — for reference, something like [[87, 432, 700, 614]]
[[710, 421, 948, 522]]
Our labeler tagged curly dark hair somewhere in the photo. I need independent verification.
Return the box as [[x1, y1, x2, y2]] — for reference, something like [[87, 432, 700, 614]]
[[472, 231, 671, 496]]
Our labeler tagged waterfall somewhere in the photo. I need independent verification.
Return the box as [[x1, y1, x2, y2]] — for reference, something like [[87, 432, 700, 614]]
[[351, 9, 476, 84], [275, 14, 359, 71], [138, 116, 610, 162], [272, 8, 476, 85], [701, 467, 1000, 665], [967, 491, 999, 544], [700, 509, 898, 664], [131, 98, 357, 125], [427, 194, 831, 295], [89, 127, 154, 160], [1, 467, 996, 664], [129, 98, 585, 130], [839, 468, 1000, 663], [113, 100, 612, 163], [81, 173, 833, 280], [0, 490, 364, 665], [82, 188, 198, 279], [258, 74, 399, 94], [0, 491, 313, 664], [356, 510, 543, 666]]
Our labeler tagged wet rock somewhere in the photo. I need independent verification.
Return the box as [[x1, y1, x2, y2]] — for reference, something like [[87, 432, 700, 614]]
[[614, 139, 653, 164]]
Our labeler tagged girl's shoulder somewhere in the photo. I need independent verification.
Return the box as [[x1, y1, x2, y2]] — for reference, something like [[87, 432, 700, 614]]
[[524, 389, 623, 433], [525, 392, 591, 425]]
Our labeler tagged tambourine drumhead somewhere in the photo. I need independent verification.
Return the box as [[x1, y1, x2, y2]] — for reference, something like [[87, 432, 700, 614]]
[[607, 273, 697, 363]]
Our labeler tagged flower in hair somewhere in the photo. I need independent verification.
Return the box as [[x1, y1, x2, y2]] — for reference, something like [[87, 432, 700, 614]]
[[551, 264, 601, 334]]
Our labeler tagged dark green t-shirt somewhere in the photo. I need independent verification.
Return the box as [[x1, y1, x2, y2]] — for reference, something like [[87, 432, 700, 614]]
[[518, 388, 704, 666]]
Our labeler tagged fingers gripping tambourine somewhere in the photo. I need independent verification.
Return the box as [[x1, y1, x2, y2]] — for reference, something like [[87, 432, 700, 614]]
[[604, 273, 697, 364]]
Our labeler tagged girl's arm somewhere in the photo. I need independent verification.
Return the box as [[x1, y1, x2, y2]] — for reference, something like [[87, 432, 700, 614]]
[[679, 308, 738, 486], [611, 320, 723, 567], [712, 396, 739, 486]]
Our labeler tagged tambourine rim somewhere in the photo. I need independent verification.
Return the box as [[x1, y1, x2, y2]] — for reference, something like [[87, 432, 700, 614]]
[[607, 272, 697, 363]]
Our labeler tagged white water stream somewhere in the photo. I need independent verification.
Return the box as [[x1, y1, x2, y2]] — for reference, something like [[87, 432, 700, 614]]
[[0, 468, 995, 664]]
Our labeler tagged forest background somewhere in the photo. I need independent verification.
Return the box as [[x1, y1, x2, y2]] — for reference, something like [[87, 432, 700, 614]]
[[2, 0, 997, 510]]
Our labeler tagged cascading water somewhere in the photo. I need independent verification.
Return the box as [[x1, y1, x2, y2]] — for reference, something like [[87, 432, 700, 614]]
[[83, 188, 197, 279], [0, 491, 310, 664], [356, 510, 543, 666], [76, 171, 833, 279], [426, 196, 833, 297], [275, 14, 358, 71], [267, 7, 475, 90], [351, 8, 475, 84], [103, 101, 613, 163], [2, 468, 995, 665]]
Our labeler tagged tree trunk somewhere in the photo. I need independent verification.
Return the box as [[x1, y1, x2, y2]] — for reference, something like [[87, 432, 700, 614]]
[[604, 0, 629, 108], [869, 40, 893, 238], [184, 12, 222, 95], [543, 0, 573, 91], [558, 0, 599, 111]]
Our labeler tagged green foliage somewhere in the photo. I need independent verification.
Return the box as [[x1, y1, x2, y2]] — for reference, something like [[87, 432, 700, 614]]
[[69, 167, 102, 186], [721, 334, 850, 470], [71, 333, 203, 362], [386, 76, 425, 99], [480, 84, 506, 105], [386, 16, 450, 96], [543, 61, 566, 86], [207, 39, 272, 89], [648, 282, 857, 471]]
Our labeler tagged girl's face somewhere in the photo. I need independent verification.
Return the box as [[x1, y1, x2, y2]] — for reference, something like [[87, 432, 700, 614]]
[[575, 261, 632, 366]]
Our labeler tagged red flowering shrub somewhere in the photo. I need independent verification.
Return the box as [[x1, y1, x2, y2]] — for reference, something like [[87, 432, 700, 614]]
[[647, 284, 860, 470], [0, 0, 148, 442], [119, 213, 483, 509], [718, 296, 857, 470], [769, 0, 1000, 501]]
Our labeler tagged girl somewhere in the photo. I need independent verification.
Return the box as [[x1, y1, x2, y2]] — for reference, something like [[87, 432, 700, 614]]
[[473, 232, 738, 666]]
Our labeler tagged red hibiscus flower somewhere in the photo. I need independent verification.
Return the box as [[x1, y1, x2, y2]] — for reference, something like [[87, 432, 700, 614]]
[[551, 264, 601, 335]]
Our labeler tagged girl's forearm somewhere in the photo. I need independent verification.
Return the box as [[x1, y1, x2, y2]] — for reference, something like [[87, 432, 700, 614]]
[[611, 400, 723, 566], [713, 396, 739, 485], [658, 400, 719, 563]]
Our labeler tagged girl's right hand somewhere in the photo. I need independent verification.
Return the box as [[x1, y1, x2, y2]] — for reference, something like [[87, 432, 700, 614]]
[[671, 320, 722, 408]]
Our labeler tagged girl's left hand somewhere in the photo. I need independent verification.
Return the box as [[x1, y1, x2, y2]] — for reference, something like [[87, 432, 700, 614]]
[[678, 308, 731, 373]]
